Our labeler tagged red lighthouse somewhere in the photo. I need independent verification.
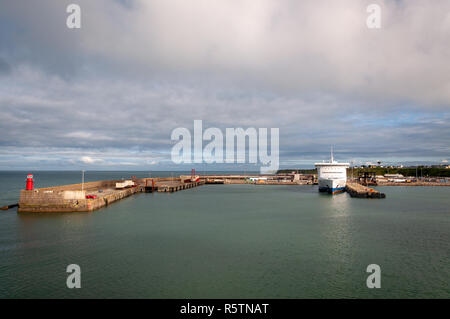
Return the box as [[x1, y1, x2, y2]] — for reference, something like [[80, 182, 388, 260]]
[[26, 174, 34, 190]]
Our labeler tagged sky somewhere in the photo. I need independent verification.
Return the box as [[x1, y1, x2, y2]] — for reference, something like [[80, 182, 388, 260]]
[[0, 0, 449, 171]]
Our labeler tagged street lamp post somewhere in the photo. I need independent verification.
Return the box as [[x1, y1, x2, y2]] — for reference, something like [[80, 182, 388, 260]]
[[81, 170, 85, 192]]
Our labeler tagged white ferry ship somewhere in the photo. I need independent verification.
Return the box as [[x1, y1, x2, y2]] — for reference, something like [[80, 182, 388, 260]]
[[314, 149, 349, 194]]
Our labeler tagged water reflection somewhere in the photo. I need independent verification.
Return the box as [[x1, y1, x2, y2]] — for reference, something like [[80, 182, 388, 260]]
[[329, 192, 352, 216], [320, 192, 355, 281], [1, 182, 448, 298], [17, 212, 93, 250]]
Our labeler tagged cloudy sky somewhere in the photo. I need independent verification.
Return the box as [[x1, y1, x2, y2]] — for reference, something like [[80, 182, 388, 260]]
[[0, 0, 449, 170]]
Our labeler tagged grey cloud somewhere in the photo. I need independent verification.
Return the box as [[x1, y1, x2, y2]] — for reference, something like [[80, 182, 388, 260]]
[[1, 0, 449, 106], [0, 65, 448, 170], [0, 0, 449, 169], [0, 57, 10, 74]]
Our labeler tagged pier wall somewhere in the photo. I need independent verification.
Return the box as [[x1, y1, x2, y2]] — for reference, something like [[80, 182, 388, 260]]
[[18, 187, 140, 213], [35, 180, 121, 192], [17, 180, 137, 213], [345, 182, 386, 198], [17, 177, 202, 213]]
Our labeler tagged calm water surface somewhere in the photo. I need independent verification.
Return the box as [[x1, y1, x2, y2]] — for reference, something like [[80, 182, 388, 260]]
[[0, 171, 449, 298]]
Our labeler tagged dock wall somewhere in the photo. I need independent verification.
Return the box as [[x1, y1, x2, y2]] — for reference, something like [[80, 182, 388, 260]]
[[18, 180, 136, 213], [345, 182, 386, 198], [17, 178, 202, 213], [34, 180, 121, 192], [18, 186, 140, 213]]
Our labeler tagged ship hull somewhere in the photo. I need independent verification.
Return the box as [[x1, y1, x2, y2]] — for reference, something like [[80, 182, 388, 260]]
[[318, 178, 346, 194]]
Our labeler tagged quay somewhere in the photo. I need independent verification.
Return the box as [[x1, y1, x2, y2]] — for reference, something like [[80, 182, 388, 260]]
[[10, 173, 312, 213], [200, 174, 316, 185], [378, 181, 450, 186], [9, 170, 450, 213], [345, 182, 386, 198], [154, 180, 202, 192], [17, 177, 204, 213], [17, 172, 449, 213]]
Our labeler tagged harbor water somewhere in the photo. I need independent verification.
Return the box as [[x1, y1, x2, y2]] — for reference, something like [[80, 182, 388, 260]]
[[0, 171, 449, 298]]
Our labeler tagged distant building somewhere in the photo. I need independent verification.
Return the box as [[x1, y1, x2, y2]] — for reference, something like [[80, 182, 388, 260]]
[[247, 177, 268, 181], [385, 174, 404, 179]]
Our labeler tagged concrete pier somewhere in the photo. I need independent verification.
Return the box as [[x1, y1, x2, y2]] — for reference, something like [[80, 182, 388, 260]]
[[345, 182, 386, 198], [18, 177, 204, 213], [201, 174, 316, 185], [156, 181, 202, 192], [15, 174, 392, 213], [18, 180, 141, 213]]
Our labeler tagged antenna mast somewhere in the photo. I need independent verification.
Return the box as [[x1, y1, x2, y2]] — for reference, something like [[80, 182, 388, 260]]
[[331, 146, 334, 163]]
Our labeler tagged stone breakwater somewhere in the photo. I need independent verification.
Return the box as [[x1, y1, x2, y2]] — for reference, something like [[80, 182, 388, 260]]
[[18, 178, 203, 213], [345, 182, 386, 198], [16, 176, 390, 213]]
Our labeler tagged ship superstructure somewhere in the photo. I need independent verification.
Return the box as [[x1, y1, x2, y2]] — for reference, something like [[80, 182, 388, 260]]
[[314, 148, 349, 194]]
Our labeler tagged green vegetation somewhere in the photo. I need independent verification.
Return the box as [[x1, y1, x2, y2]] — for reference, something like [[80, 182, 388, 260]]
[[277, 167, 450, 177]]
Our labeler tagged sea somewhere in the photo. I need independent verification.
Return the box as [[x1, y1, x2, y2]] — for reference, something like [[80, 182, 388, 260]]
[[0, 171, 448, 298]]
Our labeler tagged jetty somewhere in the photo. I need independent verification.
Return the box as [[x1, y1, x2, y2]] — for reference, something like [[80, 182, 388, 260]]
[[5, 173, 314, 213], [6, 173, 393, 213], [201, 174, 316, 185], [17, 177, 204, 213], [154, 180, 202, 192], [345, 182, 386, 198]]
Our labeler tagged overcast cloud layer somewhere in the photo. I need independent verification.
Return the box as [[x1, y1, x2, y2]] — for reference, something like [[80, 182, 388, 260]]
[[0, 0, 449, 170]]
